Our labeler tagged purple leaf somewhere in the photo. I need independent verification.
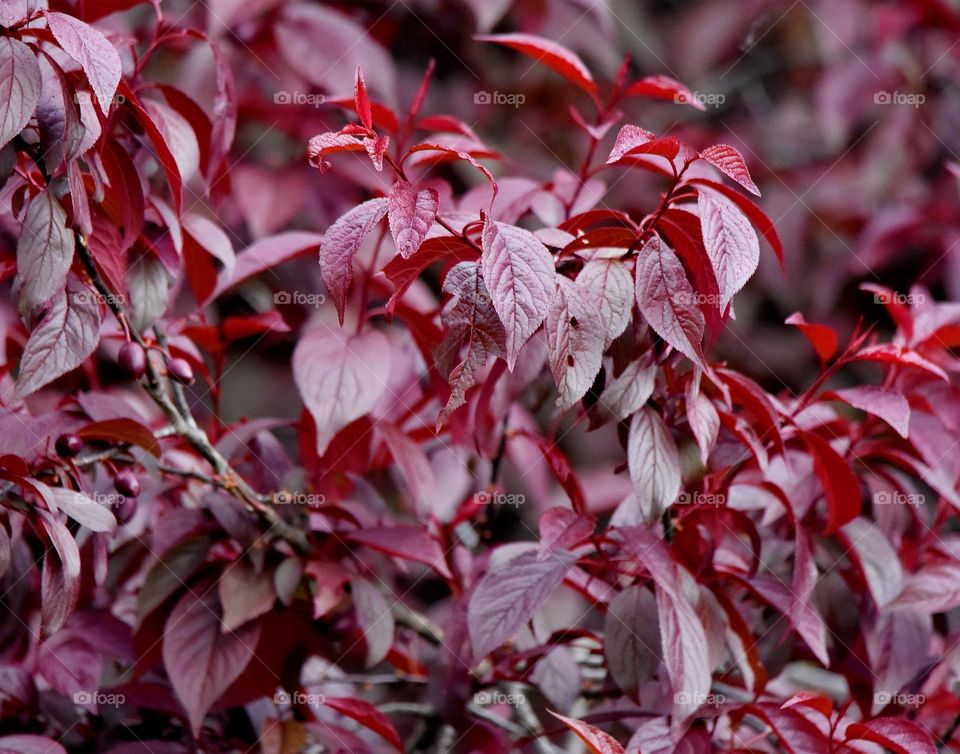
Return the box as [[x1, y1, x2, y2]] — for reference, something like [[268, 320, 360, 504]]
[[215, 230, 323, 298], [468, 548, 575, 660], [840, 517, 903, 608], [685, 381, 720, 465], [627, 407, 681, 524], [538, 507, 594, 559], [46, 12, 121, 113], [351, 577, 394, 667], [377, 423, 436, 513], [480, 217, 556, 370], [603, 585, 662, 696], [844, 718, 936, 754], [218, 560, 275, 633], [545, 277, 604, 409], [698, 191, 759, 310], [0, 37, 42, 149], [319, 198, 389, 324], [635, 234, 706, 370], [387, 180, 438, 259], [162, 589, 262, 736], [37, 509, 81, 636], [292, 324, 390, 456], [548, 712, 625, 754], [15, 189, 75, 317], [16, 282, 101, 398], [48, 487, 116, 533]]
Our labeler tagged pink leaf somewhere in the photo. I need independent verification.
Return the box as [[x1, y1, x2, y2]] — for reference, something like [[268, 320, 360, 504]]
[[548, 712, 625, 754], [162, 589, 262, 736], [437, 261, 505, 428], [603, 585, 661, 696], [37, 510, 81, 636], [634, 234, 707, 370], [545, 277, 605, 409], [853, 343, 949, 381], [699, 144, 760, 196], [625, 74, 704, 111], [218, 560, 275, 633], [351, 577, 394, 667], [48, 487, 116, 534], [599, 357, 656, 420], [698, 191, 760, 309], [406, 142, 498, 192], [46, 12, 121, 113], [627, 407, 681, 523], [216, 231, 323, 297], [894, 562, 960, 612], [840, 517, 903, 608], [576, 258, 633, 347], [829, 385, 910, 438], [15, 189, 75, 317], [685, 382, 720, 465], [16, 282, 101, 398], [468, 548, 575, 660], [318, 198, 389, 324], [346, 526, 453, 580], [480, 217, 556, 370], [0, 735, 68, 754], [387, 180, 439, 259], [306, 130, 366, 172], [538, 507, 595, 559], [844, 718, 936, 754], [377, 423, 436, 513], [0, 37, 42, 149], [475, 33, 597, 95], [606, 124, 655, 164], [292, 325, 390, 456]]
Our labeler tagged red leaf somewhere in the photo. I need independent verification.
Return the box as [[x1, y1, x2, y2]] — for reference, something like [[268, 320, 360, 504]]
[[785, 312, 838, 364], [844, 718, 936, 754], [699, 144, 760, 196], [475, 33, 598, 95], [306, 130, 366, 172], [797, 429, 861, 534], [625, 74, 704, 111], [548, 712, 625, 754], [853, 343, 949, 381], [77, 418, 160, 457], [322, 697, 403, 752], [346, 526, 452, 579], [354, 66, 373, 130]]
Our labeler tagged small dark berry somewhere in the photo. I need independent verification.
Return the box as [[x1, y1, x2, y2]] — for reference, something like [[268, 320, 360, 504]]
[[114, 469, 141, 498], [55, 434, 83, 458], [166, 358, 195, 385], [118, 342, 147, 380]]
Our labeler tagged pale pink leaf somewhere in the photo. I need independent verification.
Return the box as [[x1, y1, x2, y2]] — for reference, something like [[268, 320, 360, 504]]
[[627, 407, 681, 523], [351, 577, 394, 667], [378, 423, 435, 513], [698, 191, 759, 310], [319, 198, 389, 324], [844, 718, 936, 754], [480, 218, 556, 370], [292, 325, 390, 456], [576, 258, 633, 347], [46, 12, 121, 113], [218, 560, 275, 633], [388, 180, 438, 259], [685, 382, 720, 465], [603, 585, 661, 696], [538, 507, 595, 559], [606, 124, 655, 164], [545, 277, 604, 409], [831, 385, 910, 438], [840, 517, 903, 608], [548, 712, 625, 754], [634, 234, 707, 370], [216, 231, 323, 297]]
